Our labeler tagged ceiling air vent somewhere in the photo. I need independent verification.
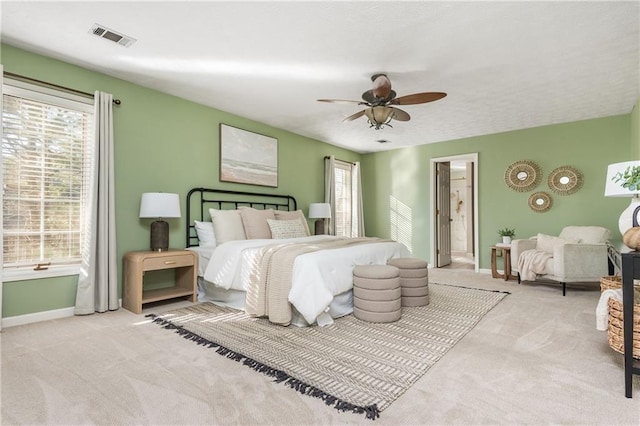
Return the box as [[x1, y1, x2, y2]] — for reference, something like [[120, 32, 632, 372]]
[[89, 24, 136, 47]]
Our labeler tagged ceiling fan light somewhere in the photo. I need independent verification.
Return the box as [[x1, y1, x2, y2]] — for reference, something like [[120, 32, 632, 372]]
[[365, 106, 394, 129]]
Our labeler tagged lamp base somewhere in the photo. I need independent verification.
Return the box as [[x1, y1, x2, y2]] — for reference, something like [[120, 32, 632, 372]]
[[314, 219, 325, 235], [150, 220, 169, 251]]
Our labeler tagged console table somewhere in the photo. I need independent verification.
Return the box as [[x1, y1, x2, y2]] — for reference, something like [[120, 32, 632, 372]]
[[620, 251, 640, 398]]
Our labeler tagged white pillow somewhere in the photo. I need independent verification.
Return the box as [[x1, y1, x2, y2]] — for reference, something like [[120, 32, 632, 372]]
[[194, 220, 216, 247], [273, 210, 311, 236], [536, 233, 578, 254], [209, 209, 246, 244], [267, 219, 308, 239]]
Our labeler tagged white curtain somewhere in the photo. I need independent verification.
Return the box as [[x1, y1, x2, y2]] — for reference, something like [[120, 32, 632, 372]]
[[0, 65, 4, 330], [353, 161, 365, 237], [324, 155, 337, 235], [324, 155, 365, 237], [75, 91, 118, 315]]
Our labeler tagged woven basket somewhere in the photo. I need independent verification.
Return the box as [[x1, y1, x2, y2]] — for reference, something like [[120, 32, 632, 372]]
[[600, 275, 622, 292], [607, 297, 640, 359]]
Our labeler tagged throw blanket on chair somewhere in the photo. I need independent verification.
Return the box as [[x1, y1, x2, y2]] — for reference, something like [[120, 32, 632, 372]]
[[595, 289, 623, 331], [518, 249, 553, 281], [245, 237, 390, 326]]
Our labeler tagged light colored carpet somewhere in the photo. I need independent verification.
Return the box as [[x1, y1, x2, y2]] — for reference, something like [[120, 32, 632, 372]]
[[149, 283, 508, 419], [2, 269, 639, 425]]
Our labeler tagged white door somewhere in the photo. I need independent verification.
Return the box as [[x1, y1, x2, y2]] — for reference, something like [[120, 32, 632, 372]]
[[436, 161, 452, 267], [465, 162, 475, 256]]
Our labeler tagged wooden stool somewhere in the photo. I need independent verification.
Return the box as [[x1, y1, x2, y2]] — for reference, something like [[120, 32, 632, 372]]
[[387, 258, 429, 307], [352, 265, 401, 323]]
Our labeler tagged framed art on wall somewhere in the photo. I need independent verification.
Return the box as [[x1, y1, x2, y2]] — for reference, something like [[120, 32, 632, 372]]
[[220, 124, 278, 187]]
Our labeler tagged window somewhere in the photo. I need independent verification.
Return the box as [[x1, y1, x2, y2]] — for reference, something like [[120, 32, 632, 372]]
[[2, 80, 94, 280], [333, 160, 359, 237]]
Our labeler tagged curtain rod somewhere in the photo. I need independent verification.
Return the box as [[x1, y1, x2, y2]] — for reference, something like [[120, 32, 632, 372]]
[[324, 155, 355, 165], [3, 72, 121, 105]]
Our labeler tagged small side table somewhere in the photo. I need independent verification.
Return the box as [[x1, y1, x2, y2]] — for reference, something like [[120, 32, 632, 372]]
[[123, 249, 197, 314], [491, 245, 517, 281]]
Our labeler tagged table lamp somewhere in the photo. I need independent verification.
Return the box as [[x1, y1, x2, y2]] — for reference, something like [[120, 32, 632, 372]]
[[308, 203, 331, 235], [139, 192, 181, 251], [604, 161, 640, 236]]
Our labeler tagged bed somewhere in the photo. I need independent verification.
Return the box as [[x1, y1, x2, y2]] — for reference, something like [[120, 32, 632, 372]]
[[185, 187, 411, 326]]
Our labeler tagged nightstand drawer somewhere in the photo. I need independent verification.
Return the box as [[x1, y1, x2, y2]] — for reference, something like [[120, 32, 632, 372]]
[[142, 253, 194, 271]]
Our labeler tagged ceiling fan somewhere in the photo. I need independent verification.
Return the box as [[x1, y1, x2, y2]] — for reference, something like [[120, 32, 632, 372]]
[[318, 74, 447, 130]]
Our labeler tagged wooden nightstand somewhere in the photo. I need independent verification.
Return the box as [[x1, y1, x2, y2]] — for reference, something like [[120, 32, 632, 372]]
[[123, 249, 197, 314]]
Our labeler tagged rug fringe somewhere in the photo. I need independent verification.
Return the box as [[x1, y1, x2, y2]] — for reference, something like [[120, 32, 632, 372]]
[[433, 282, 511, 295], [146, 313, 380, 420]]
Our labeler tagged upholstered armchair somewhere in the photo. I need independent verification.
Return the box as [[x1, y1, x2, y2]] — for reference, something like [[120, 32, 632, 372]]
[[510, 226, 612, 296]]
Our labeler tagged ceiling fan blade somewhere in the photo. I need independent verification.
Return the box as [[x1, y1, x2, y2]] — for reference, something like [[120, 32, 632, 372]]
[[391, 107, 410, 121], [317, 98, 363, 105], [342, 109, 366, 122], [391, 92, 447, 105]]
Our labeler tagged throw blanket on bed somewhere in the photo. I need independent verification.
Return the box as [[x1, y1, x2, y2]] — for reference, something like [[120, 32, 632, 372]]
[[518, 249, 553, 281], [245, 237, 391, 326]]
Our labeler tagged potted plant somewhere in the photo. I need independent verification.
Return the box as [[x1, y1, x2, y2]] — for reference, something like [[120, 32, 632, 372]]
[[498, 228, 516, 244]]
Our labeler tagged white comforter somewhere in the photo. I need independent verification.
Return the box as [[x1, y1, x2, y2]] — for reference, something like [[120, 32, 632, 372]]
[[202, 235, 411, 324]]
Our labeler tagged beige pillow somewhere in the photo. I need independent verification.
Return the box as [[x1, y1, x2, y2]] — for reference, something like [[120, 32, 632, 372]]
[[536, 233, 578, 254], [274, 210, 311, 236], [209, 209, 246, 244], [238, 207, 275, 239], [267, 219, 308, 239]]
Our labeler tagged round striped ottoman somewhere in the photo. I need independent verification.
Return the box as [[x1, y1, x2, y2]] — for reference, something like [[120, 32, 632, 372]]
[[352, 264, 401, 323], [387, 257, 429, 307]]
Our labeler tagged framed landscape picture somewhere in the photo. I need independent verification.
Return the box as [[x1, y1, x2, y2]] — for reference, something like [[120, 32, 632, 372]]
[[219, 124, 278, 187]]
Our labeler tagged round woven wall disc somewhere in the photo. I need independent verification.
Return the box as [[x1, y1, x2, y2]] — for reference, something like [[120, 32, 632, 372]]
[[504, 160, 542, 192], [548, 165, 583, 196], [528, 191, 553, 213]]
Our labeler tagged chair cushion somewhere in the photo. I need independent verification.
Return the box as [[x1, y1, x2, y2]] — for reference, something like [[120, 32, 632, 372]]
[[536, 233, 579, 254], [559, 226, 611, 244]]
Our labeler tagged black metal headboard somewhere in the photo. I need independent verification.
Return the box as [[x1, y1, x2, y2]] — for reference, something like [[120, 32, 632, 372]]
[[186, 187, 298, 247]]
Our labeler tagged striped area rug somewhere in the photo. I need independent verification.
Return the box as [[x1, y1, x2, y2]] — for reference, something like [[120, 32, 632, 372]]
[[149, 283, 508, 419]]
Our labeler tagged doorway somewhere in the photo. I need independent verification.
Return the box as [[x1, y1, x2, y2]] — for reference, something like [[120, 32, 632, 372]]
[[430, 153, 479, 271]]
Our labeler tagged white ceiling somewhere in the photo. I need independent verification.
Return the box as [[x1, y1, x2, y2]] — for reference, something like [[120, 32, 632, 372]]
[[1, 1, 639, 153]]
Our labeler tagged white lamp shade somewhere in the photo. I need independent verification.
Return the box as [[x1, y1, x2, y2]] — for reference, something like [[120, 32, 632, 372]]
[[139, 193, 181, 218], [604, 161, 640, 197], [308, 203, 331, 219]]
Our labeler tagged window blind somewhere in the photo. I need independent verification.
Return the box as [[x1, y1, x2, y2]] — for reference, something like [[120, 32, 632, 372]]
[[2, 87, 94, 270], [334, 160, 354, 237]]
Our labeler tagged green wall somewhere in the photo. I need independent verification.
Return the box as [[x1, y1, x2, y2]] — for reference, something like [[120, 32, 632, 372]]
[[361, 115, 632, 269], [1, 43, 636, 318], [0, 44, 360, 317], [632, 98, 640, 159]]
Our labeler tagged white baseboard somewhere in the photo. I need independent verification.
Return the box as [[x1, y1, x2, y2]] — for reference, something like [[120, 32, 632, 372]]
[[2, 298, 123, 328], [2, 306, 75, 328]]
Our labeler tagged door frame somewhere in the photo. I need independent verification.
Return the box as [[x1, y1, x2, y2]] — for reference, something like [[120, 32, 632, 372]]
[[430, 153, 479, 272]]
